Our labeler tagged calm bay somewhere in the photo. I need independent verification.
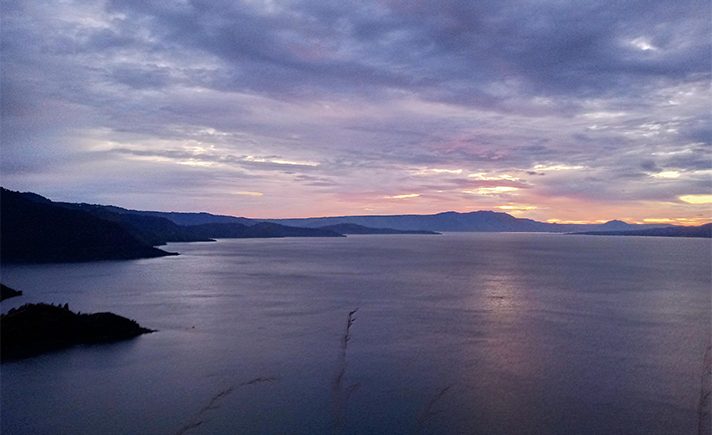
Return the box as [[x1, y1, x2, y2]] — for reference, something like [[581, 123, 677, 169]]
[[2, 233, 710, 434]]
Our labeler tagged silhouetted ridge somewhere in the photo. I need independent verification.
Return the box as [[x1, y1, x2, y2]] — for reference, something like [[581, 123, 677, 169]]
[[575, 223, 711, 238], [264, 211, 670, 233], [0, 188, 177, 263], [99, 207, 254, 226], [3, 188, 691, 262], [598, 220, 630, 230], [185, 222, 344, 239], [55, 202, 215, 245]]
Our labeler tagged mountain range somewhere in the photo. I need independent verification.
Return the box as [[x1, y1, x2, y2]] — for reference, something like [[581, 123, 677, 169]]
[[264, 212, 659, 233], [0, 189, 343, 263], [1, 188, 708, 263], [74, 201, 669, 233]]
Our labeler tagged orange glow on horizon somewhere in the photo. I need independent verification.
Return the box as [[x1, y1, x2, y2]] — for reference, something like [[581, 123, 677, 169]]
[[640, 217, 711, 226], [547, 218, 609, 225]]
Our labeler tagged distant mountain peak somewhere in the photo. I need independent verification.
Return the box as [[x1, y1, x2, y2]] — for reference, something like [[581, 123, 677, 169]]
[[600, 220, 631, 229]]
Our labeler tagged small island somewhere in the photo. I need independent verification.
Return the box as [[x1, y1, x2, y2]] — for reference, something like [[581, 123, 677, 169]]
[[1, 284, 23, 301], [1, 303, 154, 360]]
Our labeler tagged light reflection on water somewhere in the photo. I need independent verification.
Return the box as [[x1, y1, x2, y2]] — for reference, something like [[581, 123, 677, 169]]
[[1, 233, 710, 435]]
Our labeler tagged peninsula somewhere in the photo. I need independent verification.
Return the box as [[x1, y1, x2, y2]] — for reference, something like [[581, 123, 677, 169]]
[[1, 303, 154, 360]]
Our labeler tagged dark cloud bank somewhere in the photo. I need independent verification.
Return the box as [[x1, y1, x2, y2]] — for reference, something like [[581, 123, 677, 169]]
[[1, 0, 710, 221]]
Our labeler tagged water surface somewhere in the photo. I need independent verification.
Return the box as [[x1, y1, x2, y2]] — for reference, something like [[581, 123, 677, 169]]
[[2, 233, 710, 434]]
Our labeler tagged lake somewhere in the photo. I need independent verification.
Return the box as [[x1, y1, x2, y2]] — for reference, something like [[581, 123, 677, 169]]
[[1, 233, 710, 435]]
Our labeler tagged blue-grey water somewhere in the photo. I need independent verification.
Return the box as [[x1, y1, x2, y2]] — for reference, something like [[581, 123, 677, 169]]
[[1, 233, 710, 435]]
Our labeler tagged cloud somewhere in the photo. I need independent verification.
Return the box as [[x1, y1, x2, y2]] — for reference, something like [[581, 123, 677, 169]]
[[1, 0, 710, 222], [498, 205, 536, 210], [385, 193, 420, 199], [650, 171, 680, 179], [463, 186, 519, 195], [416, 168, 463, 175], [469, 173, 520, 181], [532, 165, 586, 171], [680, 195, 712, 204]]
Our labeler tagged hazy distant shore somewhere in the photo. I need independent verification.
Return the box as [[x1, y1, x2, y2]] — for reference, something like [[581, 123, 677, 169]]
[[2, 187, 709, 264]]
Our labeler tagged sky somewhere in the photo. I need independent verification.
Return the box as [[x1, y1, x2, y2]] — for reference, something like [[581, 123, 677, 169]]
[[1, 0, 710, 224]]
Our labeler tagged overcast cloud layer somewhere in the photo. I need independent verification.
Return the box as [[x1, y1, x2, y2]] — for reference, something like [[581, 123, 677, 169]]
[[1, 0, 710, 223]]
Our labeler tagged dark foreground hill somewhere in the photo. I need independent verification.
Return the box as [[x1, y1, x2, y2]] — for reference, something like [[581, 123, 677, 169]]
[[59, 204, 216, 245], [98, 207, 254, 226], [574, 223, 712, 238], [1, 303, 154, 360], [0, 189, 350, 263], [0, 188, 177, 263], [57, 199, 344, 241]]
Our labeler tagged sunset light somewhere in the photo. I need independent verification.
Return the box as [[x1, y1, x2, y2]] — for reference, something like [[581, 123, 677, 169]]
[[680, 195, 712, 204], [2, 2, 710, 434], [0, 0, 708, 224]]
